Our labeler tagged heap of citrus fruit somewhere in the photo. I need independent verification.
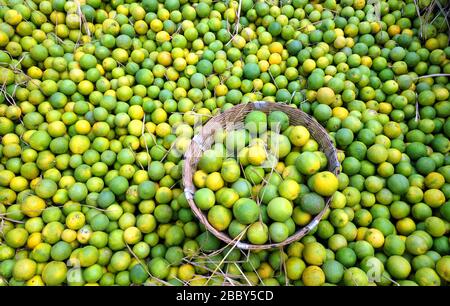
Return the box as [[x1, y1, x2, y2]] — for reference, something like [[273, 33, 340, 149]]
[[193, 109, 338, 245], [0, 0, 449, 286]]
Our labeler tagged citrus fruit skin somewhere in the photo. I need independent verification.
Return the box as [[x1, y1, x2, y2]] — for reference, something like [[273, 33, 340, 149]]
[[296, 152, 321, 175], [42, 261, 68, 286], [21, 195, 46, 217], [364, 228, 385, 248], [247, 145, 267, 166], [322, 260, 344, 284], [221, 159, 241, 183], [267, 197, 293, 222], [436, 256, 450, 282], [109, 176, 129, 196], [286, 257, 306, 281], [231, 178, 252, 198], [13, 258, 37, 281], [232, 198, 259, 225], [247, 222, 269, 245], [208, 205, 232, 231], [278, 179, 300, 201], [335, 128, 354, 147], [148, 258, 170, 280], [316, 87, 336, 105], [138, 181, 157, 200], [5, 228, 29, 248], [243, 63, 261, 81], [311, 171, 339, 197], [194, 188, 215, 210], [269, 222, 289, 243], [424, 189, 446, 208], [268, 111, 289, 132], [198, 149, 223, 173], [424, 216, 446, 237], [343, 267, 369, 286], [259, 184, 279, 205], [302, 266, 325, 286], [386, 255, 411, 280], [29, 131, 51, 151], [415, 267, 441, 286], [216, 188, 239, 208], [35, 179, 58, 199], [367, 144, 388, 164], [406, 234, 430, 255], [303, 242, 327, 266], [245, 111, 267, 135], [289, 126, 310, 147], [383, 235, 405, 256], [406, 142, 428, 161], [225, 130, 249, 154], [387, 174, 410, 195], [300, 193, 325, 215]]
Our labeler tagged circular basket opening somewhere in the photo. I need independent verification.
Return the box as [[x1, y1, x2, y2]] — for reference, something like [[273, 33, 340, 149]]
[[183, 102, 340, 250]]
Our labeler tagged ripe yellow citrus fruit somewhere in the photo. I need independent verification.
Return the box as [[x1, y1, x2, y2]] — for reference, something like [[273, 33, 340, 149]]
[[278, 179, 300, 201], [316, 87, 336, 105], [312, 171, 339, 197], [302, 266, 325, 286], [21, 195, 46, 217], [208, 205, 232, 231], [13, 258, 37, 281], [205, 172, 225, 191], [364, 228, 385, 248], [193, 170, 207, 188], [247, 145, 267, 166], [289, 126, 310, 147]]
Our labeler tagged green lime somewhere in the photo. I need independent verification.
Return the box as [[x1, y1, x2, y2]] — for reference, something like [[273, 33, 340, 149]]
[[406, 234, 430, 255], [322, 260, 344, 284], [233, 198, 259, 225], [303, 242, 327, 266], [194, 188, 216, 210], [383, 235, 405, 256], [387, 174, 409, 195], [296, 152, 321, 175], [268, 111, 289, 132], [367, 144, 388, 164], [300, 193, 325, 215], [386, 255, 411, 280], [50, 241, 72, 261], [243, 63, 261, 80], [424, 216, 446, 237], [412, 255, 435, 271], [208, 205, 232, 231], [343, 267, 369, 286], [247, 222, 269, 245], [286, 257, 306, 281], [353, 240, 374, 260], [415, 267, 441, 286], [109, 176, 129, 196], [436, 256, 450, 282], [12, 259, 36, 281], [148, 257, 170, 279], [138, 181, 157, 200], [269, 222, 290, 243], [42, 261, 68, 286], [198, 149, 223, 173], [267, 197, 293, 222]]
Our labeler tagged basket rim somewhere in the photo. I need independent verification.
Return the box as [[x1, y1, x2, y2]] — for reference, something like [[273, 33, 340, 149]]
[[182, 101, 340, 250]]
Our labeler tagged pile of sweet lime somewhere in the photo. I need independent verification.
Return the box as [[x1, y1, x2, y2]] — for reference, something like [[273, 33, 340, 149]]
[[0, 0, 449, 286]]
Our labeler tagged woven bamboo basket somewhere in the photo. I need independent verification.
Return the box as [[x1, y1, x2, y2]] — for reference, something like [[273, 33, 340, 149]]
[[183, 101, 340, 250]]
